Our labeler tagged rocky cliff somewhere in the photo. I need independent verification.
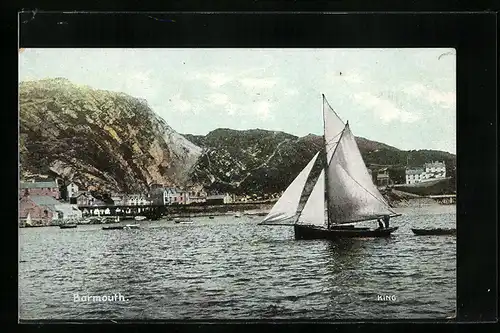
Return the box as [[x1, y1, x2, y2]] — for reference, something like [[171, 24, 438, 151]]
[[19, 78, 202, 193]]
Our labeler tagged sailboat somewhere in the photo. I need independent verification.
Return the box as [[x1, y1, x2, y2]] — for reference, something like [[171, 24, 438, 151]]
[[25, 213, 33, 227], [258, 94, 401, 240]]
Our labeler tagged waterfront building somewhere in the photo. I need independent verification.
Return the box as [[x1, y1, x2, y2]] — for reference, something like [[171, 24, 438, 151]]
[[110, 193, 126, 206], [19, 179, 60, 200], [206, 193, 234, 205], [19, 195, 82, 224], [75, 191, 106, 206], [186, 187, 208, 204], [66, 182, 79, 199], [125, 194, 151, 206]]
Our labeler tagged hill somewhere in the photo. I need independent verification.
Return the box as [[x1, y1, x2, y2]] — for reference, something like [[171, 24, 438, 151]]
[[19, 78, 202, 193]]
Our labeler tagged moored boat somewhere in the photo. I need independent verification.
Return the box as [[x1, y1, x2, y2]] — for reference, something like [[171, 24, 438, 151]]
[[411, 228, 456, 236], [174, 217, 192, 223], [59, 224, 77, 229], [124, 224, 140, 229], [102, 225, 125, 230], [259, 95, 401, 239], [134, 215, 147, 221]]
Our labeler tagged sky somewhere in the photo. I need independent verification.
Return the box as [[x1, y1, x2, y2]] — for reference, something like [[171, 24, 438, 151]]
[[19, 48, 456, 153]]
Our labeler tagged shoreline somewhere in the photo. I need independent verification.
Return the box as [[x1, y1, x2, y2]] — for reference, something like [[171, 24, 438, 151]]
[[19, 198, 454, 228]]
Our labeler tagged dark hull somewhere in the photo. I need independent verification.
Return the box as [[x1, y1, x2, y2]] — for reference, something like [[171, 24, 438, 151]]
[[294, 224, 398, 240], [59, 224, 77, 229], [412, 228, 456, 236]]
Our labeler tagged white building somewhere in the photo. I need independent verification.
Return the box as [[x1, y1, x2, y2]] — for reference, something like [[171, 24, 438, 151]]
[[54, 203, 83, 220], [67, 182, 79, 199], [423, 161, 446, 180], [186, 187, 207, 204], [125, 194, 151, 206], [405, 161, 447, 184], [163, 188, 189, 205], [405, 168, 425, 184]]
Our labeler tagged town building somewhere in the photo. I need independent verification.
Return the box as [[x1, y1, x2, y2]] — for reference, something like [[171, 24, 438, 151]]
[[405, 161, 447, 184], [110, 193, 126, 206], [19, 195, 82, 224], [125, 194, 151, 206], [19, 179, 60, 200], [424, 161, 447, 179], [405, 168, 426, 184], [75, 191, 106, 206], [206, 193, 234, 205], [375, 168, 392, 187], [66, 182, 79, 199], [186, 187, 208, 204]]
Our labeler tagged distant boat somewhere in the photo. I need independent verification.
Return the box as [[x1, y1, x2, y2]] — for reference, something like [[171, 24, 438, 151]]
[[60, 224, 77, 229], [102, 225, 125, 230], [412, 228, 456, 236], [259, 95, 401, 240], [208, 216, 215, 219], [134, 216, 147, 221], [174, 217, 193, 224], [26, 213, 33, 227], [124, 224, 140, 229], [234, 213, 242, 218]]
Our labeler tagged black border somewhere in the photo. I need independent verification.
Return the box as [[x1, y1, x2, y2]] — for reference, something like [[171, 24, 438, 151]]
[[12, 9, 497, 331]]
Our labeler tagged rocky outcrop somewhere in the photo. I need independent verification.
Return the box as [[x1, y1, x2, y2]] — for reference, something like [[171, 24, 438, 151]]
[[19, 78, 202, 193]]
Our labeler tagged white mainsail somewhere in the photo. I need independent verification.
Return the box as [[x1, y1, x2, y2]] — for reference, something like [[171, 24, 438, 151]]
[[326, 123, 395, 224], [259, 151, 320, 225], [297, 169, 327, 228], [323, 95, 345, 164]]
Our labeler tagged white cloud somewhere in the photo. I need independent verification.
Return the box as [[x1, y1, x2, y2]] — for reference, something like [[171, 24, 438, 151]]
[[403, 83, 455, 109], [353, 92, 419, 123], [240, 77, 277, 90], [341, 71, 364, 84], [208, 73, 232, 88], [207, 93, 229, 105], [169, 94, 192, 113], [191, 72, 233, 88], [254, 101, 272, 121]]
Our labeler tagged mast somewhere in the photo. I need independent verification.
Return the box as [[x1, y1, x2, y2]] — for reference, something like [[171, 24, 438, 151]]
[[322, 94, 331, 229]]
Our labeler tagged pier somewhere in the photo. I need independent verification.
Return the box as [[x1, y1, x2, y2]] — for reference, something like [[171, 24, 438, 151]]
[[426, 194, 456, 205], [77, 201, 275, 219], [78, 204, 167, 220]]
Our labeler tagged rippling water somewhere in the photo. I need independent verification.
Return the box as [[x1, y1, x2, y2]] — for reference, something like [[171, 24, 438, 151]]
[[19, 205, 456, 320]]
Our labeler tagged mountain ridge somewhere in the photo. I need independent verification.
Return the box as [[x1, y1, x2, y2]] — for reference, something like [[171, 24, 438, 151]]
[[19, 78, 455, 197]]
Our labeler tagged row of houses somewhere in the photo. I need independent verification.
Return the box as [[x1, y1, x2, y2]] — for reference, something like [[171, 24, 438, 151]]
[[405, 161, 446, 185], [19, 179, 238, 208]]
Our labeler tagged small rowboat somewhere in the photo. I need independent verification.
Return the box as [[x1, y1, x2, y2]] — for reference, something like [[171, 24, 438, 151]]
[[411, 228, 456, 236]]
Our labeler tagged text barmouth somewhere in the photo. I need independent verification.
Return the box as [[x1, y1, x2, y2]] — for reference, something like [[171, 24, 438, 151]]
[[74, 293, 128, 302]]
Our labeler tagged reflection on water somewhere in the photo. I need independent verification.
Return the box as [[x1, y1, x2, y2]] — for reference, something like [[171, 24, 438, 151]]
[[19, 205, 455, 320]]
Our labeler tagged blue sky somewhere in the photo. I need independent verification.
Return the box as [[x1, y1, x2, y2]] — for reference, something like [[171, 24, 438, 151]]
[[19, 48, 456, 153]]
